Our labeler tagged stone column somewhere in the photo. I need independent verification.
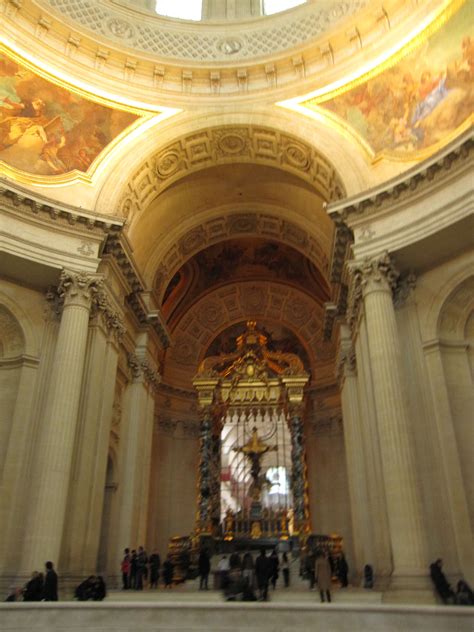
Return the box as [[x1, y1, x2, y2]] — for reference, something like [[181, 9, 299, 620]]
[[423, 340, 474, 585], [356, 317, 392, 581], [196, 407, 213, 534], [115, 351, 158, 557], [64, 294, 124, 577], [21, 270, 102, 572], [338, 325, 371, 578], [354, 253, 428, 590], [288, 404, 311, 534]]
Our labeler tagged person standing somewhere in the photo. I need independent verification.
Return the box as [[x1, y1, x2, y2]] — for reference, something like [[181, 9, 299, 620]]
[[42, 561, 58, 601], [136, 546, 148, 590], [242, 552, 254, 588], [281, 553, 290, 588], [338, 554, 349, 588], [315, 552, 332, 603], [121, 548, 131, 590], [255, 549, 270, 601], [149, 550, 161, 589], [198, 548, 211, 590], [305, 548, 316, 590], [269, 549, 279, 590], [162, 555, 174, 588], [129, 549, 137, 590]]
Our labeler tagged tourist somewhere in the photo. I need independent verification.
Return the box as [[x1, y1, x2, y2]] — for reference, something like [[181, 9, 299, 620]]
[[93, 576, 107, 601], [136, 546, 148, 590], [129, 549, 137, 589], [281, 552, 290, 588], [315, 552, 332, 603], [149, 550, 161, 589], [337, 554, 349, 587], [363, 564, 374, 589], [121, 548, 131, 590], [305, 548, 316, 590], [4, 586, 22, 602], [23, 571, 43, 601], [75, 576, 96, 601], [455, 580, 474, 606], [198, 548, 211, 590], [269, 549, 279, 590], [255, 548, 270, 601], [42, 561, 58, 601], [217, 554, 230, 589], [429, 558, 454, 604], [242, 551, 254, 587], [162, 555, 174, 588]]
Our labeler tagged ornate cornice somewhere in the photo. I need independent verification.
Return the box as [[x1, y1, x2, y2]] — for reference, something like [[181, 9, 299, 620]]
[[103, 233, 171, 347], [327, 131, 474, 221], [0, 180, 123, 234]]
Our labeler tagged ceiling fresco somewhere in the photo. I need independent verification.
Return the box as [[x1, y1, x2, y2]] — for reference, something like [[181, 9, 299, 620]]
[[0, 51, 140, 177], [302, 1, 473, 159], [205, 321, 312, 374], [162, 238, 331, 323]]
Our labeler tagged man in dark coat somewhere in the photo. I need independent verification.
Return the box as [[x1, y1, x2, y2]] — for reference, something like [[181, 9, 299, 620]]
[[23, 571, 43, 601], [337, 554, 349, 587], [255, 549, 271, 601], [149, 550, 161, 589], [43, 561, 58, 601], [198, 548, 211, 590]]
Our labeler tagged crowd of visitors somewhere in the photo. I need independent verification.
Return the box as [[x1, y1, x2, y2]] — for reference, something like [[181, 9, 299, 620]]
[[120, 546, 174, 590]]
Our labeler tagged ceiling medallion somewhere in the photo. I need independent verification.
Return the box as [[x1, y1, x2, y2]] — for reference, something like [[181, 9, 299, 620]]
[[107, 18, 135, 40], [217, 132, 246, 154], [216, 38, 243, 55]]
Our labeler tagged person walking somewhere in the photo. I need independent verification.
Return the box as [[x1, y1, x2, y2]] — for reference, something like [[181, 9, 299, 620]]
[[42, 561, 58, 601], [315, 552, 332, 603], [269, 549, 279, 590]]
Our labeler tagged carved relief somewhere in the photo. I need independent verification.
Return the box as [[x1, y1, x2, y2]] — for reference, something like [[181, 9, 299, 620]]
[[124, 126, 345, 218]]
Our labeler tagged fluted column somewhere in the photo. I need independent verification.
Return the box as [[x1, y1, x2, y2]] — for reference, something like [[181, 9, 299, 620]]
[[115, 351, 158, 557], [288, 404, 311, 534], [338, 325, 371, 578], [21, 270, 102, 572], [354, 253, 427, 587]]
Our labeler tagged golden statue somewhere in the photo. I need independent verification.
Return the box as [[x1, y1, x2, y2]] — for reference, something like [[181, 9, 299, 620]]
[[234, 427, 276, 501]]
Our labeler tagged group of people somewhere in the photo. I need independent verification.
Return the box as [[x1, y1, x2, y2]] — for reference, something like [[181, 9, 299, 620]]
[[120, 547, 174, 590], [429, 558, 473, 605], [74, 575, 106, 601], [5, 561, 58, 602], [210, 549, 291, 602]]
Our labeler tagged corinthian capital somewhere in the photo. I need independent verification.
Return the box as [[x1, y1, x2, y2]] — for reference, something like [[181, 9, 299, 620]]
[[58, 270, 104, 309], [352, 252, 399, 295]]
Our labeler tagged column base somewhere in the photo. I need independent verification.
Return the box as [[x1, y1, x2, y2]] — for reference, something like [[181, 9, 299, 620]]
[[382, 572, 436, 604]]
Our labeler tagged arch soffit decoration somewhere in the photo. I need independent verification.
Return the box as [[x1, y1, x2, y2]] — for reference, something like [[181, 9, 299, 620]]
[[111, 124, 346, 219], [437, 275, 474, 341], [421, 264, 474, 342], [0, 292, 37, 357], [163, 280, 336, 389], [152, 210, 333, 303]]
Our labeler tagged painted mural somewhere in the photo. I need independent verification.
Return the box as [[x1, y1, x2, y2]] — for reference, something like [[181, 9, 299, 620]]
[[0, 52, 139, 176], [312, 2, 474, 156], [206, 321, 311, 373]]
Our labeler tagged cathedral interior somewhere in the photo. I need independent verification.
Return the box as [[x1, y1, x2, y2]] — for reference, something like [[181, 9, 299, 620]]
[[0, 0, 473, 628]]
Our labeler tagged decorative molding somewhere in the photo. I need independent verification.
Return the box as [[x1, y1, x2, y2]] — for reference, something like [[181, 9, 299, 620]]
[[127, 352, 161, 387], [57, 269, 104, 309], [40, 0, 367, 62], [327, 132, 474, 221], [90, 286, 126, 341], [0, 181, 123, 234], [393, 272, 416, 310], [120, 125, 345, 225], [157, 382, 196, 400], [103, 234, 171, 347]]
